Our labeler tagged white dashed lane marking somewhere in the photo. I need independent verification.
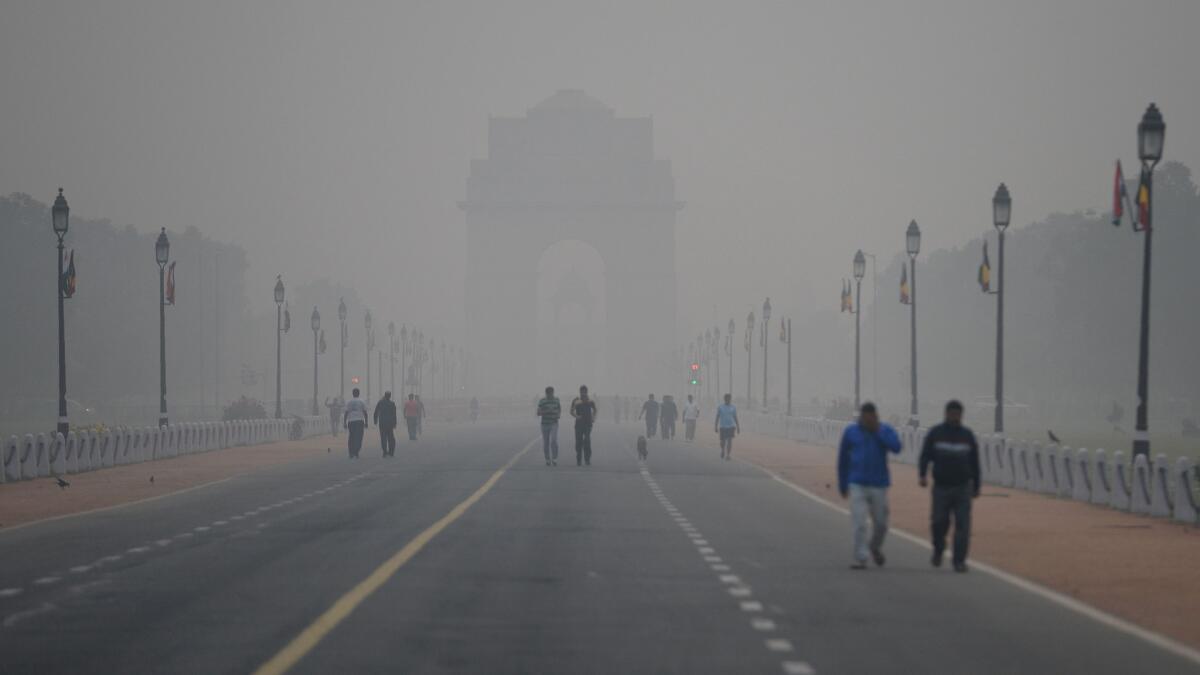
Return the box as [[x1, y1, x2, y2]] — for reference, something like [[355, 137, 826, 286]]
[[1, 472, 372, 609], [640, 466, 815, 674]]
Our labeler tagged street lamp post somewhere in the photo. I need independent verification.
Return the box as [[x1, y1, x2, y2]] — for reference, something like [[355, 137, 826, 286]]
[[713, 325, 722, 402], [906, 220, 921, 427], [274, 277, 285, 419], [726, 319, 734, 398], [52, 189, 70, 436], [338, 298, 347, 400], [992, 184, 1011, 433], [400, 325, 408, 397], [311, 307, 321, 416], [365, 310, 373, 406], [784, 317, 792, 417], [388, 322, 396, 395], [1132, 103, 1165, 457], [156, 228, 171, 427], [853, 250, 866, 409], [745, 310, 755, 406], [762, 297, 771, 412]]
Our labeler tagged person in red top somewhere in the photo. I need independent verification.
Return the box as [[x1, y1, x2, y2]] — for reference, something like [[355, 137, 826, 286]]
[[403, 393, 422, 440]]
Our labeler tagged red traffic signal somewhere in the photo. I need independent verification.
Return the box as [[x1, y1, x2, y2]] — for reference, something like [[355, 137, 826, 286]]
[[690, 363, 700, 372]]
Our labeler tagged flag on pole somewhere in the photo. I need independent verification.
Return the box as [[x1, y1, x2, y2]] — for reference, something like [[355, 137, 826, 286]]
[[779, 317, 787, 343], [1136, 167, 1151, 231], [165, 261, 176, 305], [978, 241, 991, 292], [840, 280, 852, 313], [62, 250, 77, 298], [283, 303, 291, 333], [319, 329, 327, 354], [342, 321, 348, 343], [899, 265, 911, 305], [1112, 160, 1129, 226]]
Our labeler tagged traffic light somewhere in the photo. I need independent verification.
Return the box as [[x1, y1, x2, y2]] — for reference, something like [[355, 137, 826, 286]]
[[690, 362, 700, 386]]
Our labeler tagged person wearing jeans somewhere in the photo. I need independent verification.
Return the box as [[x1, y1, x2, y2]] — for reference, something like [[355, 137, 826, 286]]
[[919, 400, 981, 573], [536, 386, 561, 466], [682, 394, 700, 441], [570, 385, 597, 466], [342, 388, 368, 459], [837, 402, 902, 569]]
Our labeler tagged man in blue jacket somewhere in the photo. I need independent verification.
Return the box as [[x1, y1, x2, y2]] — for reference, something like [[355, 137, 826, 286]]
[[837, 402, 902, 569]]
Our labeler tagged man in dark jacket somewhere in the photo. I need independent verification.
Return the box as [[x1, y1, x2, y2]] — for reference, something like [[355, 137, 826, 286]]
[[919, 400, 981, 573], [373, 391, 398, 457], [637, 394, 659, 439], [570, 385, 598, 467], [659, 395, 678, 439], [837, 402, 902, 569]]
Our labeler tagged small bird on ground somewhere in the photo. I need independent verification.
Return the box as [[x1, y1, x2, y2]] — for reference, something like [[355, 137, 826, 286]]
[[1047, 430, 1061, 444], [150, 475, 155, 484], [55, 477, 70, 489], [327, 447, 331, 454]]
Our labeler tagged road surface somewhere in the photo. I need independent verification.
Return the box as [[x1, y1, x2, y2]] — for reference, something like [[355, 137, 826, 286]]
[[0, 420, 1194, 674]]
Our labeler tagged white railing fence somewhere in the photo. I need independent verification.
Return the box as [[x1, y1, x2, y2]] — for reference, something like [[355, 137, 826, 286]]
[[739, 412, 1199, 526], [1, 416, 326, 485]]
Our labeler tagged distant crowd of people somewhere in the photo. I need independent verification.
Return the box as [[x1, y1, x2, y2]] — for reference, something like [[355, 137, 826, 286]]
[[534, 388, 741, 466], [327, 383, 981, 575]]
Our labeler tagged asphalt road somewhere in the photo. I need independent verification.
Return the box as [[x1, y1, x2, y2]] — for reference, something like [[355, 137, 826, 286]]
[[0, 419, 1195, 674]]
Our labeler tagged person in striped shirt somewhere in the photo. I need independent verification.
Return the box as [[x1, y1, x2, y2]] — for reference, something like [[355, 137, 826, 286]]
[[536, 386, 561, 466]]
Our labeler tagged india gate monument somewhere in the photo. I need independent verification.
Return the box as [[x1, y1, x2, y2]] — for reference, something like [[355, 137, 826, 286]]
[[462, 90, 681, 396]]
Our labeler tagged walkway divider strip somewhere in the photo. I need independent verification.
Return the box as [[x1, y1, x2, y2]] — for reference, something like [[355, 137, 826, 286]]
[[253, 438, 537, 675]]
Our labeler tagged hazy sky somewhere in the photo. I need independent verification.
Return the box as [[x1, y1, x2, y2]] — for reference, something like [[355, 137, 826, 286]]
[[4, 0, 1198, 344]]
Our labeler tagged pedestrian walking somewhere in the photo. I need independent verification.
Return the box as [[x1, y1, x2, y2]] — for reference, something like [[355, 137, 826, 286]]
[[714, 393, 739, 459], [343, 388, 368, 459], [537, 386, 561, 466], [682, 394, 701, 441], [415, 395, 426, 436], [403, 393, 421, 440], [837, 402, 902, 569], [660, 395, 678, 439], [613, 395, 621, 424], [325, 396, 344, 437], [919, 400, 981, 573], [570, 385, 597, 466], [469, 396, 480, 423], [373, 391, 398, 457], [637, 394, 659, 439]]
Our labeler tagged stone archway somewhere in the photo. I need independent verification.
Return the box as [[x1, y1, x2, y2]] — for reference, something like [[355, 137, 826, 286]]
[[461, 90, 681, 395]]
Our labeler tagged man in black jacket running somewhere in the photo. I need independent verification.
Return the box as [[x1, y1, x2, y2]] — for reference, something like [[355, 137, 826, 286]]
[[918, 400, 980, 573]]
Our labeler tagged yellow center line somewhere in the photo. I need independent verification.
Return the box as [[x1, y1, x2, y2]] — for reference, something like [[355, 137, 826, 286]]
[[253, 438, 537, 675]]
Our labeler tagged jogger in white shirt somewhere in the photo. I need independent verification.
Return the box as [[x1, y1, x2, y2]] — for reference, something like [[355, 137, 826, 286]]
[[681, 394, 701, 442]]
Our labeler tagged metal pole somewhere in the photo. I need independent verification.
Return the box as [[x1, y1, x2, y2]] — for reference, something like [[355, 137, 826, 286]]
[[786, 318, 792, 416], [746, 330, 753, 407], [57, 238, 68, 436], [275, 304, 282, 419], [714, 338, 721, 401], [339, 319, 345, 400], [855, 279, 862, 410], [762, 321, 769, 411], [378, 349, 383, 399], [160, 264, 168, 427], [910, 257, 918, 427], [728, 339, 733, 401], [390, 340, 395, 394], [995, 230, 1005, 433], [1133, 176, 1153, 457], [401, 342, 407, 397], [312, 328, 319, 416]]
